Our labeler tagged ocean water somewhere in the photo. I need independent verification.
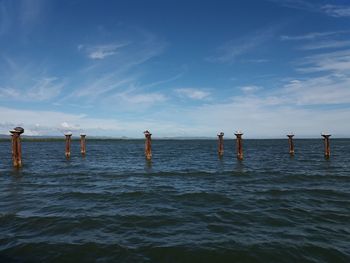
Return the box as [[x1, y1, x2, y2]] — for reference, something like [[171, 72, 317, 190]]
[[0, 139, 349, 262]]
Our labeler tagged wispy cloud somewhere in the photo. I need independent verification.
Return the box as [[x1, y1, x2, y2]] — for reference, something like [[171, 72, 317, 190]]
[[321, 4, 350, 18], [243, 58, 269, 63], [0, 77, 63, 101], [272, 0, 350, 18], [297, 49, 350, 73], [175, 88, 211, 100], [69, 30, 167, 104], [79, 42, 130, 59], [280, 31, 349, 41], [207, 26, 279, 63], [300, 40, 350, 50], [0, 1, 11, 36], [19, 0, 46, 26], [114, 90, 167, 105], [276, 48, 350, 106], [281, 76, 350, 105]]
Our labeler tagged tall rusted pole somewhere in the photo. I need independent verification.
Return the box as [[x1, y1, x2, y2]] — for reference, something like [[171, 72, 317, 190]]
[[64, 132, 72, 158], [144, 130, 152, 160], [80, 133, 86, 156], [287, 133, 295, 156], [321, 133, 331, 158], [234, 131, 243, 161], [217, 132, 224, 157], [9, 127, 24, 168]]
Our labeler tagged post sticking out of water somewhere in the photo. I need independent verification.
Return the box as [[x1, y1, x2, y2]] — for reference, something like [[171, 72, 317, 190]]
[[64, 132, 72, 158], [9, 127, 24, 168], [321, 133, 331, 158], [80, 133, 86, 156], [234, 131, 243, 161], [144, 130, 152, 160], [287, 133, 295, 155], [217, 132, 224, 157]]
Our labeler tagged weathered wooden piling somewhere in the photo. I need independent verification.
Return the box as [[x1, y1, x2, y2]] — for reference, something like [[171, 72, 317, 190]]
[[144, 130, 152, 160], [80, 133, 86, 156], [64, 132, 72, 158], [321, 133, 331, 158], [10, 127, 24, 168], [287, 133, 295, 155], [217, 132, 224, 157], [234, 131, 243, 160]]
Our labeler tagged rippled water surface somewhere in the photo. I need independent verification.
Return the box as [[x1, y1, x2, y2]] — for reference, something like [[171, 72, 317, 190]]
[[0, 139, 350, 262]]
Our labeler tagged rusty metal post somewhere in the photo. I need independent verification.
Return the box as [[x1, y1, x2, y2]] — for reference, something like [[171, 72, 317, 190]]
[[234, 131, 243, 161], [9, 127, 24, 168], [64, 132, 72, 158], [80, 133, 86, 156], [287, 133, 295, 155], [144, 130, 152, 160], [217, 132, 224, 157], [321, 133, 331, 158]]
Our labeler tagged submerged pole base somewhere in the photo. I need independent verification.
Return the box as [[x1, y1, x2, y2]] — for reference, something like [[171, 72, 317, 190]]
[[13, 161, 22, 168], [237, 154, 243, 161]]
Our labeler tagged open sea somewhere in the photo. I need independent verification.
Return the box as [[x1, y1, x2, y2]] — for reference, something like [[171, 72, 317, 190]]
[[0, 139, 349, 262]]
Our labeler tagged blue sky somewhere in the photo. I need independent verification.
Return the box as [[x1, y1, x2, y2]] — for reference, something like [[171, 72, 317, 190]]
[[1, 0, 350, 138]]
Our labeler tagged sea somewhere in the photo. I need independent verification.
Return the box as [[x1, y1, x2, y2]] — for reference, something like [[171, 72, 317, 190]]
[[0, 139, 349, 262]]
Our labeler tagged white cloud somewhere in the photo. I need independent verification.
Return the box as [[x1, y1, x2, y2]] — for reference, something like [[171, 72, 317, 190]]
[[175, 88, 211, 100], [240, 85, 262, 93]]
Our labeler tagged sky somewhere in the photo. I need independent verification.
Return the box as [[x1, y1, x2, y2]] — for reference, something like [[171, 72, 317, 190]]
[[1, 0, 350, 138]]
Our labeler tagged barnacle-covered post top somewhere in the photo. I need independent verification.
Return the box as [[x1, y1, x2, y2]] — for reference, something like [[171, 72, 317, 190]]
[[321, 132, 331, 138], [144, 130, 152, 160], [217, 132, 224, 157], [234, 130, 243, 137], [144, 130, 152, 137], [9, 127, 24, 168], [234, 130, 244, 160], [321, 132, 331, 158], [10, 127, 24, 135], [287, 132, 295, 155]]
